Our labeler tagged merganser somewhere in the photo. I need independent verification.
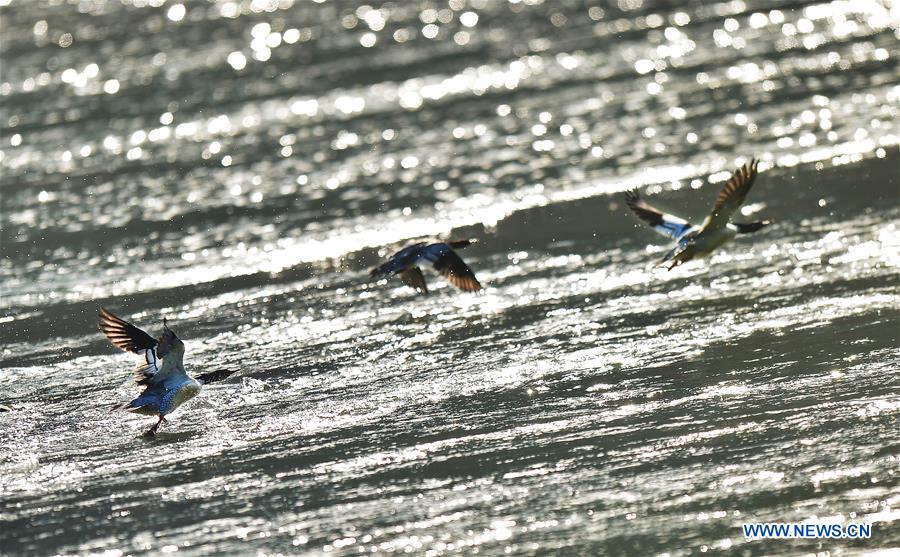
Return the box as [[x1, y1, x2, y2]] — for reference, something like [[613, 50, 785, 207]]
[[369, 239, 482, 295], [625, 158, 772, 269], [99, 308, 233, 436]]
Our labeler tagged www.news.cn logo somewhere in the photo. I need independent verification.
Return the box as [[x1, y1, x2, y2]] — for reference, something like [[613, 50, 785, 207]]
[[743, 522, 872, 539]]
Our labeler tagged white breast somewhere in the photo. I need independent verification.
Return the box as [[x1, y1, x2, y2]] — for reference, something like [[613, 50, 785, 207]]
[[168, 380, 202, 414], [693, 226, 737, 257]]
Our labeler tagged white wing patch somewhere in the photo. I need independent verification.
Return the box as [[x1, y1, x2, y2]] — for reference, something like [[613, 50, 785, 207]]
[[133, 348, 161, 384], [625, 190, 697, 240], [654, 216, 694, 240]]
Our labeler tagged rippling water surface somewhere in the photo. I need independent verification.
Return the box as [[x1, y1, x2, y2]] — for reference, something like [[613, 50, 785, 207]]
[[1, 0, 899, 555]]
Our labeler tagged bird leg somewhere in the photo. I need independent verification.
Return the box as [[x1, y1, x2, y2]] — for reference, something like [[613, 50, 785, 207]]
[[147, 415, 167, 436]]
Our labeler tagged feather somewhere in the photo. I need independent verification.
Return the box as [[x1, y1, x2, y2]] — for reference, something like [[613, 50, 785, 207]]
[[195, 369, 237, 384], [701, 158, 759, 231], [432, 249, 482, 292], [625, 190, 695, 239], [399, 267, 429, 294], [99, 308, 157, 353]]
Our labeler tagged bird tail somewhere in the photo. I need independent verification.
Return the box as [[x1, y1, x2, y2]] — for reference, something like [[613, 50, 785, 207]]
[[447, 238, 476, 249], [111, 394, 159, 415], [195, 369, 236, 384], [733, 220, 773, 234]]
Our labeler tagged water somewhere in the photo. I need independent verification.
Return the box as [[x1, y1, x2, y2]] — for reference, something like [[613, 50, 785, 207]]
[[1, 0, 899, 555]]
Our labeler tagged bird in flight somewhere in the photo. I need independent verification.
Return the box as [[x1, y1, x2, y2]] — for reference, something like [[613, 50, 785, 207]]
[[99, 308, 233, 436], [369, 239, 482, 295], [625, 158, 772, 269]]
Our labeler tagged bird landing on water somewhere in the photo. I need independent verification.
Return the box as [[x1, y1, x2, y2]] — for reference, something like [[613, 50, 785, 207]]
[[99, 308, 234, 436]]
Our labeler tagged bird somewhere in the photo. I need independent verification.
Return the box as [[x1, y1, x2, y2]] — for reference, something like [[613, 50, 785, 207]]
[[99, 307, 233, 436], [369, 239, 482, 295], [625, 158, 772, 269]]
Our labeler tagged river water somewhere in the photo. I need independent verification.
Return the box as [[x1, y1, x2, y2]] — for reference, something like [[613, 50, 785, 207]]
[[1, 0, 899, 555]]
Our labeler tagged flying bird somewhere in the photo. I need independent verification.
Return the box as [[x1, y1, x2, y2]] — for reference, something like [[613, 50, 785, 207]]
[[99, 307, 233, 436], [625, 158, 772, 269], [369, 239, 482, 295]]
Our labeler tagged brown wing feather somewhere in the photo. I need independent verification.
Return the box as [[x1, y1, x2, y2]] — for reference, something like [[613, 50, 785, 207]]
[[625, 190, 666, 228], [702, 158, 759, 230], [433, 250, 482, 292], [99, 308, 158, 353], [399, 267, 429, 294]]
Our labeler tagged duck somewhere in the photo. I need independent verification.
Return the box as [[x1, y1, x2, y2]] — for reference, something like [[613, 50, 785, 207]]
[[625, 158, 772, 269], [99, 307, 233, 436], [369, 239, 482, 295]]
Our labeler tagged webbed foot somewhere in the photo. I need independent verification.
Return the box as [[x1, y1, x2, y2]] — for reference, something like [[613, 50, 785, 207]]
[[146, 415, 167, 436]]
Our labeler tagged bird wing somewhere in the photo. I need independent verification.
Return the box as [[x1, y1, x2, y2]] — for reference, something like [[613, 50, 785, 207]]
[[369, 242, 427, 278], [428, 247, 482, 292], [701, 158, 759, 231], [99, 307, 157, 353], [399, 266, 429, 294], [99, 308, 185, 385], [625, 190, 695, 239]]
